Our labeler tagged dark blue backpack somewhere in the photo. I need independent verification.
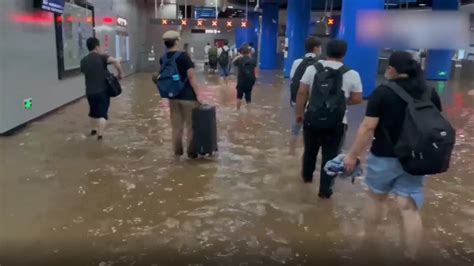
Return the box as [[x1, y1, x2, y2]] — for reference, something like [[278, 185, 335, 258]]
[[157, 52, 186, 98]]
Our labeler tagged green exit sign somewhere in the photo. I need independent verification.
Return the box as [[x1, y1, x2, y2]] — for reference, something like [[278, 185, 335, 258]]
[[23, 98, 32, 110]]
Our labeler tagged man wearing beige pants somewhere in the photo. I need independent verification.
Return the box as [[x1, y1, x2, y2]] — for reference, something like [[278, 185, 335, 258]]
[[169, 100, 199, 157], [160, 31, 202, 158]]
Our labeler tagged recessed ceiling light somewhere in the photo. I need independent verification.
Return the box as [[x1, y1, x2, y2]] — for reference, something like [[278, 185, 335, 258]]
[[419, 3, 427, 7]]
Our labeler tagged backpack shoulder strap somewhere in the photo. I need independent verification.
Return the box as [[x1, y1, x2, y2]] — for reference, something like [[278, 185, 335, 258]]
[[384, 81, 414, 104], [338, 65, 351, 75], [302, 56, 316, 64], [162, 52, 182, 64], [170, 51, 183, 61], [314, 62, 325, 73], [422, 87, 433, 101]]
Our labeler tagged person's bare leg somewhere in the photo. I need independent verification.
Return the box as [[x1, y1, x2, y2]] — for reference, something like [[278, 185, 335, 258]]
[[245, 102, 252, 113], [382, 201, 389, 221], [289, 135, 298, 156], [97, 118, 107, 139], [396, 196, 423, 260], [90, 118, 98, 136], [237, 99, 242, 111], [363, 191, 389, 240]]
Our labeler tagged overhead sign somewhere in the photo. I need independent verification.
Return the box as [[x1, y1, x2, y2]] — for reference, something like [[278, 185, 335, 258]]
[[34, 0, 65, 14], [117, 17, 128, 27], [327, 18, 335, 26], [151, 18, 251, 29]]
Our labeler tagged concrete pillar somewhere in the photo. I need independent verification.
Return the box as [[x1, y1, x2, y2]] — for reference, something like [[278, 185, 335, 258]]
[[235, 12, 259, 51], [283, 0, 312, 77], [338, 0, 385, 97], [259, 3, 279, 70]]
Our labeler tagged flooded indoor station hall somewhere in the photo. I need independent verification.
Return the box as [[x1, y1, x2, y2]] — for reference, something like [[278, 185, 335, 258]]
[[1, 0, 474, 265]]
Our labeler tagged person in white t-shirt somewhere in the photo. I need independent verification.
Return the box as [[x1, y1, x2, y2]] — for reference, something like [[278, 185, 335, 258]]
[[218, 41, 233, 80], [295, 39, 363, 199], [204, 43, 211, 65], [288, 37, 322, 155]]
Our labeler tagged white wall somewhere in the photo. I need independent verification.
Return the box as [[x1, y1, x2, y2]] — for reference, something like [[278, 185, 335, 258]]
[[0, 0, 148, 134]]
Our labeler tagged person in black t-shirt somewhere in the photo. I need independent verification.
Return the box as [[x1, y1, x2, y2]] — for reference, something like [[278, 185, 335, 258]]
[[158, 31, 202, 159], [344, 51, 442, 260], [232, 45, 258, 110], [80, 37, 123, 140]]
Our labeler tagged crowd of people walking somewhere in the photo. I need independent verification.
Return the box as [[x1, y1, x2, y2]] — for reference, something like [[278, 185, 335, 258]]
[[80, 30, 455, 261]]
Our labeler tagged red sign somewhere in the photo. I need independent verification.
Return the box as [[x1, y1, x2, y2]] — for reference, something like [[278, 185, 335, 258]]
[[181, 19, 187, 26], [211, 20, 218, 27], [197, 20, 204, 26], [240, 21, 248, 28], [327, 18, 335, 26], [226, 21, 233, 27], [162, 19, 168, 25], [103, 17, 114, 24]]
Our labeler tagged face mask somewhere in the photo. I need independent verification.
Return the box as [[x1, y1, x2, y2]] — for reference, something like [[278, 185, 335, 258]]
[[384, 66, 395, 80]]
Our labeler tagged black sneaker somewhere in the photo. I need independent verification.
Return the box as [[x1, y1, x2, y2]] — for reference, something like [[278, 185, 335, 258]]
[[318, 191, 333, 199], [90, 130, 97, 136], [187, 152, 199, 159]]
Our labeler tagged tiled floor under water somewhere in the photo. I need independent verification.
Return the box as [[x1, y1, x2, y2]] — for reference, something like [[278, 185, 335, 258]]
[[1, 72, 473, 266]]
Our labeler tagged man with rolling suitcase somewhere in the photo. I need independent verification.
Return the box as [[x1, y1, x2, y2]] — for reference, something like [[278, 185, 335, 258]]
[[155, 31, 217, 158], [155, 31, 204, 159]]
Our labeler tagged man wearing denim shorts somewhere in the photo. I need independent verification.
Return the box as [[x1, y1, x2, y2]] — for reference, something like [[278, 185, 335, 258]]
[[344, 51, 442, 259]]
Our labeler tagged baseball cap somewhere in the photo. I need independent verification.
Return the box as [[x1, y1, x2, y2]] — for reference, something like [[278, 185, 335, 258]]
[[162, 30, 180, 40]]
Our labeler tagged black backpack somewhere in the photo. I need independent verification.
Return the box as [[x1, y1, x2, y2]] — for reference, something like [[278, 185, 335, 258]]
[[384, 82, 456, 175], [238, 57, 256, 85], [219, 48, 230, 67], [290, 57, 317, 106], [304, 63, 349, 129]]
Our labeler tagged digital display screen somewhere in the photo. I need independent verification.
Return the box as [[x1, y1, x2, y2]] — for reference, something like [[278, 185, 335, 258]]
[[61, 3, 94, 71], [34, 0, 66, 14], [194, 7, 217, 19]]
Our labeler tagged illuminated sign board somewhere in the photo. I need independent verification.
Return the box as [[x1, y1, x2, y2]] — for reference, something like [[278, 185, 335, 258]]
[[151, 18, 251, 28], [327, 18, 335, 26], [34, 0, 66, 14], [117, 17, 128, 27]]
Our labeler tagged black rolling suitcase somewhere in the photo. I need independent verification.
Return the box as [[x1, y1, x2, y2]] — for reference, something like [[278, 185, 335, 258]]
[[192, 104, 218, 156]]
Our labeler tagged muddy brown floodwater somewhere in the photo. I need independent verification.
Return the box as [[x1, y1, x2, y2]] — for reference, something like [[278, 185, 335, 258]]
[[0, 72, 473, 266]]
